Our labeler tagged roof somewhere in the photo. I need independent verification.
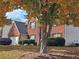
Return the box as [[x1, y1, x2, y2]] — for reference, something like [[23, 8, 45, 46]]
[[8, 21, 28, 37], [8, 23, 20, 37], [15, 21, 27, 34]]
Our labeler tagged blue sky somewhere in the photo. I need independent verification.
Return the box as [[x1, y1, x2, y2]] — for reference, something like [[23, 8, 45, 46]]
[[5, 8, 28, 22]]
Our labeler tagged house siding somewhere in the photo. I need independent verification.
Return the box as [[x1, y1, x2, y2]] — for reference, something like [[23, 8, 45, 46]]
[[65, 25, 79, 45], [51, 25, 65, 37], [10, 37, 19, 45], [27, 17, 40, 45], [19, 34, 27, 41], [2, 25, 12, 38], [28, 28, 40, 45]]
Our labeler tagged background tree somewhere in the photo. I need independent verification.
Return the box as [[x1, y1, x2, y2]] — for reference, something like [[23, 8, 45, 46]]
[[58, 0, 79, 25]]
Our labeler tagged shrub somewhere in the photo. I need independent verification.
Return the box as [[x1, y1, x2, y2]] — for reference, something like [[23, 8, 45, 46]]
[[47, 37, 65, 46], [0, 38, 12, 45], [75, 43, 79, 47], [19, 40, 37, 45], [68, 43, 79, 47]]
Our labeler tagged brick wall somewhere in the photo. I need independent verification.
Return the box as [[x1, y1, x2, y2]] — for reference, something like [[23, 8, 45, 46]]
[[51, 25, 65, 37], [27, 17, 65, 45]]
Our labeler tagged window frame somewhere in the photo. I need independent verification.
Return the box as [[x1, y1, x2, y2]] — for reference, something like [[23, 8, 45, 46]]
[[53, 33, 62, 38], [30, 35, 36, 40], [30, 21, 36, 29]]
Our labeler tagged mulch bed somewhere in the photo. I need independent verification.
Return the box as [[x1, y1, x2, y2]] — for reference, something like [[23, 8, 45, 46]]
[[18, 52, 79, 59], [18, 47, 79, 59]]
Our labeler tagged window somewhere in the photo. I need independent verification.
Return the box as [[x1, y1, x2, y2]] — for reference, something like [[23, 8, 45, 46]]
[[53, 33, 62, 38], [30, 22, 36, 29], [30, 35, 35, 40]]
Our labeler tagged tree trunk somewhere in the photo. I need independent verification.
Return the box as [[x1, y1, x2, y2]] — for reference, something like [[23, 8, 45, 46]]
[[40, 24, 52, 54], [40, 24, 47, 54], [40, 36, 47, 54]]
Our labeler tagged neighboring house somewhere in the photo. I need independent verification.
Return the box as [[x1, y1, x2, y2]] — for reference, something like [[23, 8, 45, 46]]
[[27, 17, 40, 45], [8, 22, 20, 45], [27, 17, 64, 45], [1, 18, 79, 46], [27, 17, 79, 46], [2, 24, 12, 38], [15, 21, 28, 41], [1, 21, 28, 45]]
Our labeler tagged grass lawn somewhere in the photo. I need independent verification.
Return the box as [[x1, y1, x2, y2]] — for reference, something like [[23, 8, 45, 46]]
[[0, 45, 79, 59], [0, 45, 39, 59]]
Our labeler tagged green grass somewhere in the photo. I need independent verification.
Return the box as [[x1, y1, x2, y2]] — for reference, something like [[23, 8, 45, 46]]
[[0, 45, 39, 59]]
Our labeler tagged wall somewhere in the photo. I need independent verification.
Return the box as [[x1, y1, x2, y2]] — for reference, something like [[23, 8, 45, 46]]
[[10, 37, 19, 45], [65, 25, 79, 45], [27, 17, 40, 45], [2, 25, 12, 38], [20, 34, 27, 41], [51, 25, 65, 37], [27, 17, 65, 45]]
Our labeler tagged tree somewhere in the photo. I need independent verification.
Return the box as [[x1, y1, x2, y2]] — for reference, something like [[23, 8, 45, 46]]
[[20, 0, 60, 54], [58, 0, 79, 25]]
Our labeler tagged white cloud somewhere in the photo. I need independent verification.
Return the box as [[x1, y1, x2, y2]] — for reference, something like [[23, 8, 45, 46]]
[[5, 8, 28, 22]]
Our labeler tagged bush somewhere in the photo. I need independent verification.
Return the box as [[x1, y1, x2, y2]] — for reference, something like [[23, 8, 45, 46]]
[[19, 40, 37, 45], [75, 43, 79, 47], [68, 43, 79, 47], [0, 38, 12, 45], [47, 37, 65, 46]]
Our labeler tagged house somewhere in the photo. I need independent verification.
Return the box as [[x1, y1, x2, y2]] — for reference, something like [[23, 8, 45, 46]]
[[27, 17, 40, 45], [27, 17, 64, 45], [27, 17, 79, 46], [15, 21, 28, 41], [8, 22, 20, 45], [1, 21, 28, 45], [0, 17, 79, 46]]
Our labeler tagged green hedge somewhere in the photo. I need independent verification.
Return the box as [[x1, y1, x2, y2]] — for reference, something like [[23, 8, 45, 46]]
[[47, 37, 65, 46], [19, 37, 65, 46], [19, 40, 37, 45]]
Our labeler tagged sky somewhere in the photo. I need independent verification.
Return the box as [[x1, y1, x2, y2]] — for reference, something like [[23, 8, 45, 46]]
[[5, 8, 28, 22]]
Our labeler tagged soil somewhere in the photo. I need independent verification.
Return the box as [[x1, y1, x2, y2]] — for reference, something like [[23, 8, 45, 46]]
[[18, 52, 79, 59], [18, 47, 79, 59]]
